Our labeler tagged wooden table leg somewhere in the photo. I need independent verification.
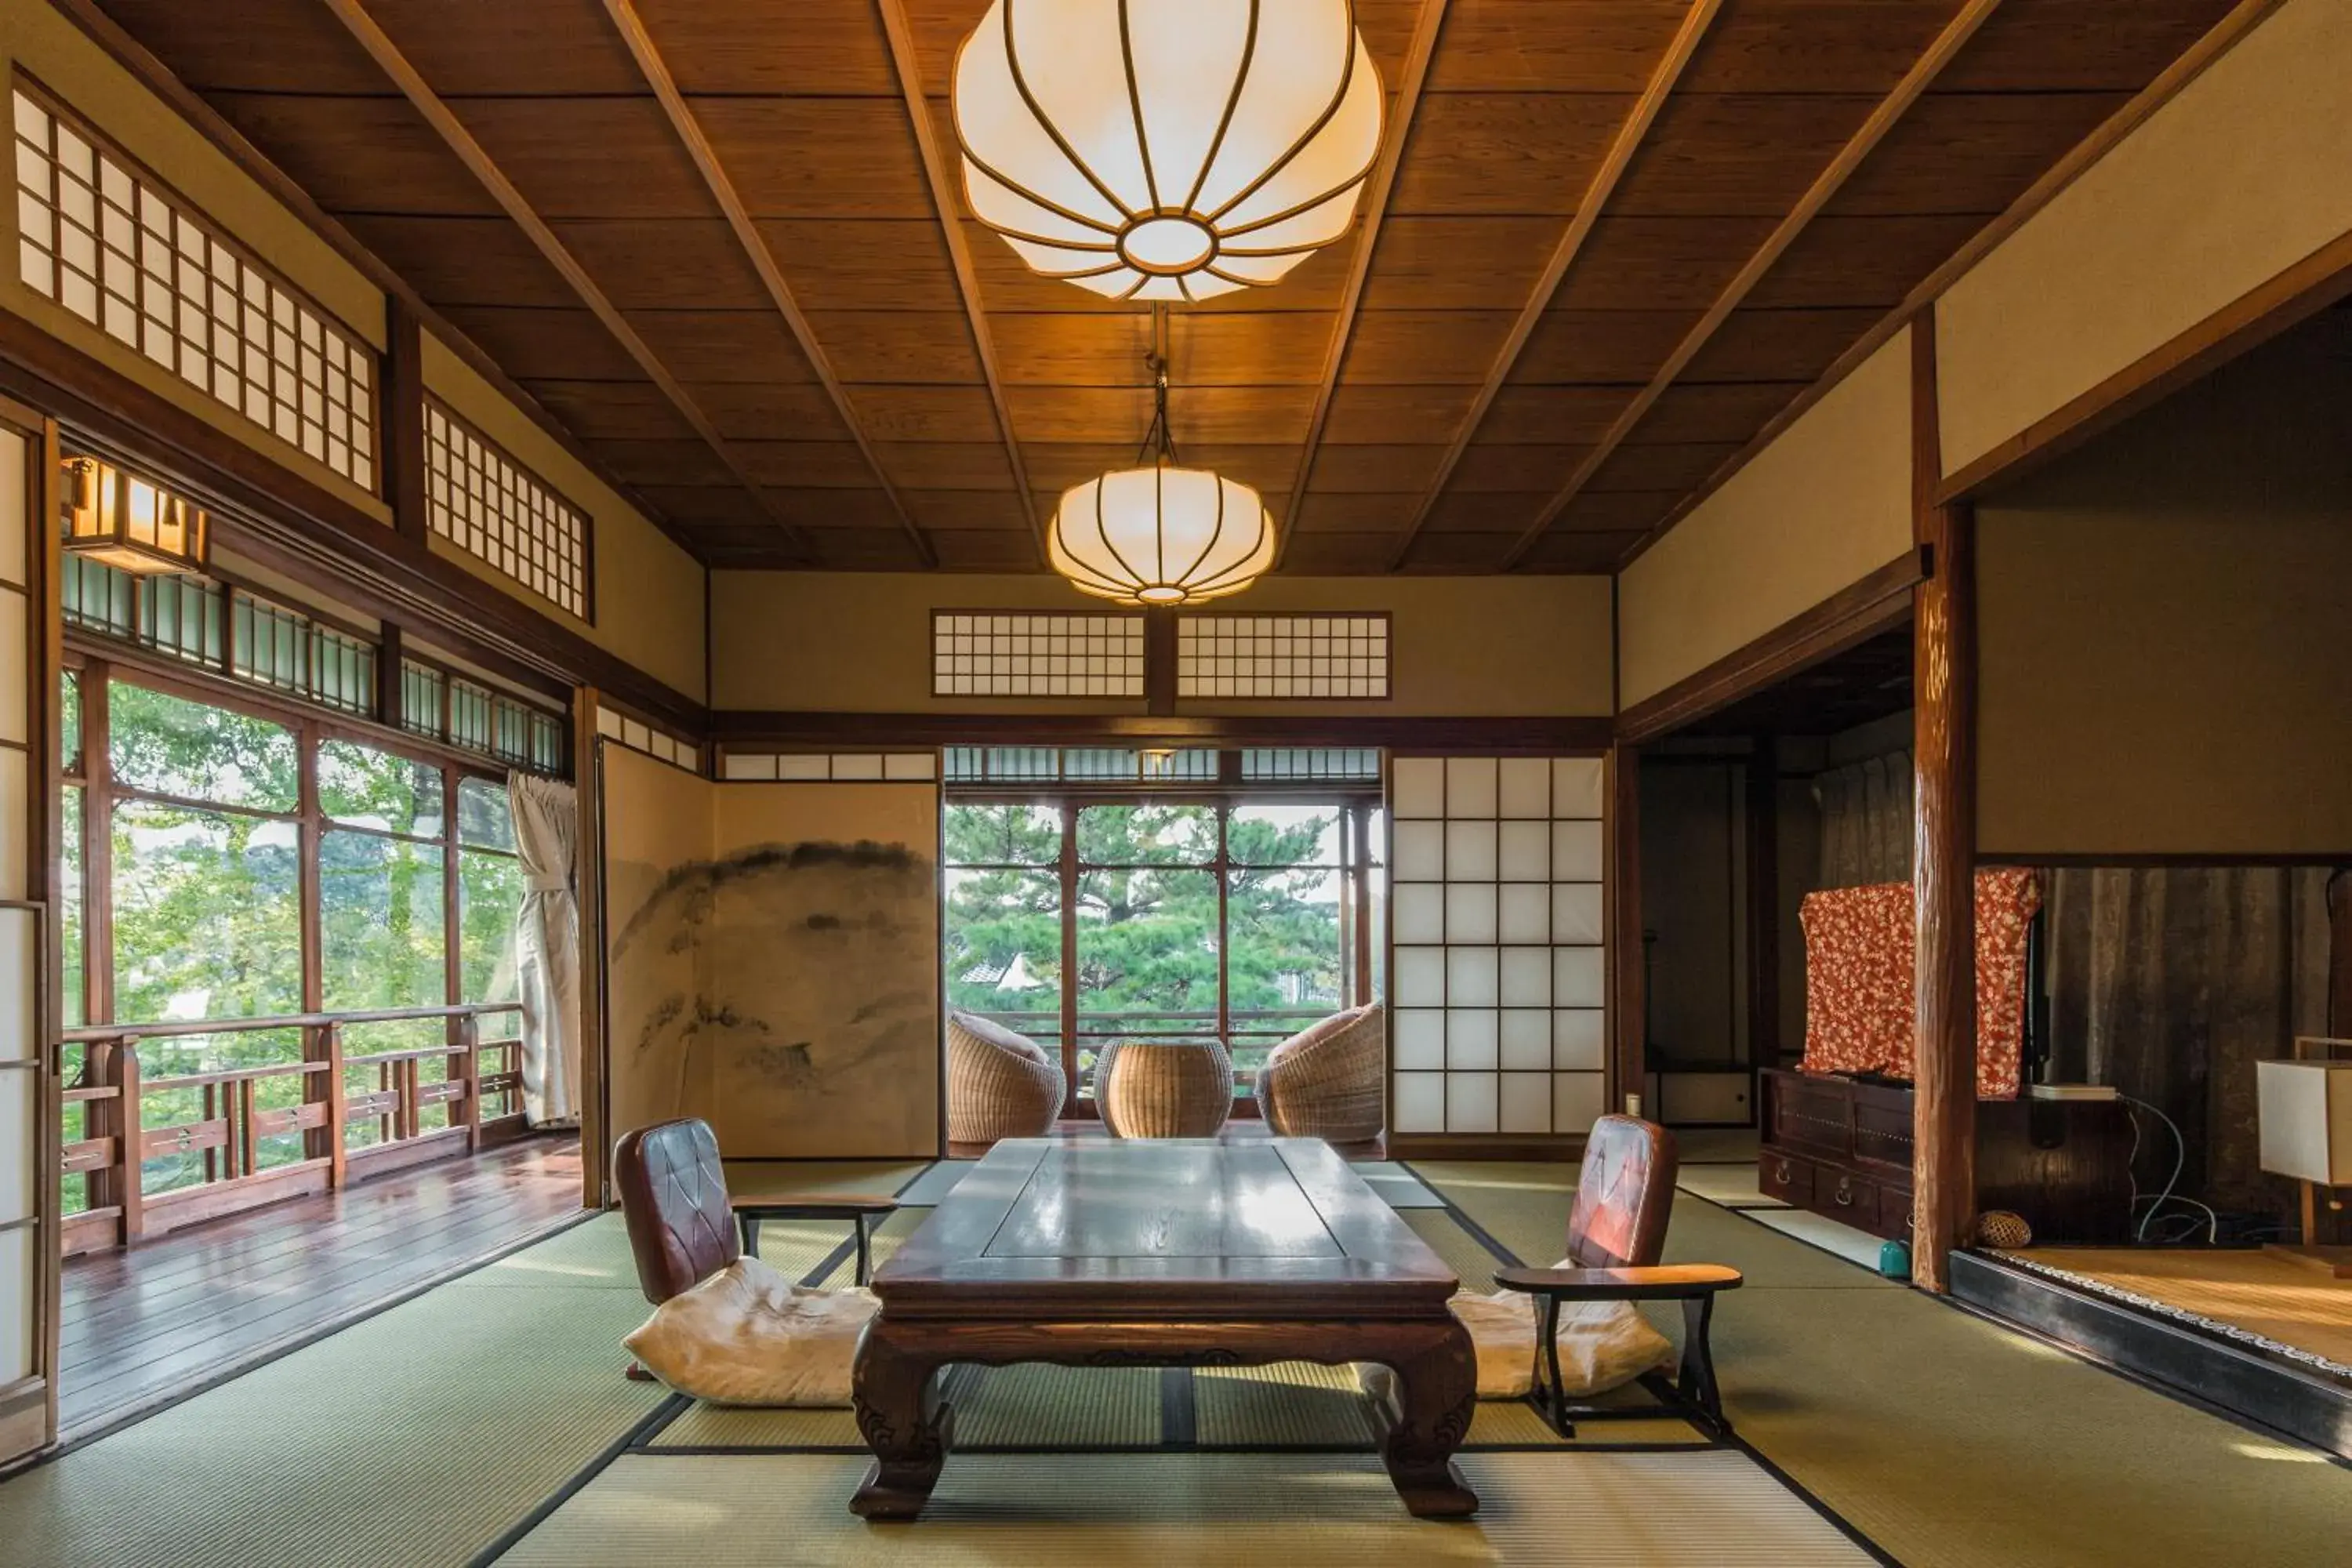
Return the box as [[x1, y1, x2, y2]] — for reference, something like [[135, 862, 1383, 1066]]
[[849, 1323, 955, 1521], [1368, 1319, 1479, 1519]]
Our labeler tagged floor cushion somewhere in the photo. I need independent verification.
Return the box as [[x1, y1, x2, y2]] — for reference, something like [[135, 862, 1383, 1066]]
[[1360, 1261, 1675, 1402], [622, 1254, 878, 1406]]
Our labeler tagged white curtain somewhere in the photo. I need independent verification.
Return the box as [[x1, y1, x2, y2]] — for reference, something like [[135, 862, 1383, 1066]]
[[509, 774, 582, 1127]]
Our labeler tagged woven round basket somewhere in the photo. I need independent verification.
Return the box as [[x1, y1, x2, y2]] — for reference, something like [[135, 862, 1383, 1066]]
[[1094, 1039, 1235, 1138], [1973, 1210, 2034, 1249]]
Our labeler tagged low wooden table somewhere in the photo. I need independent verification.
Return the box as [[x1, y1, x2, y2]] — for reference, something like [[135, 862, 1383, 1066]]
[[850, 1138, 1477, 1520]]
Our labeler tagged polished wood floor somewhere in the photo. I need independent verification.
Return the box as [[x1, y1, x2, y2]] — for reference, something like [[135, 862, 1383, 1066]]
[[2005, 1246, 2352, 1369], [59, 1134, 586, 1440]]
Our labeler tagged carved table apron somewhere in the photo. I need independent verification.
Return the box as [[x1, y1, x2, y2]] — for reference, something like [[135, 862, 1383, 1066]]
[[849, 1138, 1478, 1520]]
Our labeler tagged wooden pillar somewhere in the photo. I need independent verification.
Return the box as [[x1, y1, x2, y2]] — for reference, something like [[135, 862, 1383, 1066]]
[[384, 299, 428, 547], [572, 686, 608, 1210], [1911, 310, 1976, 1293], [1608, 745, 1645, 1116], [2328, 870, 2352, 1037], [1744, 743, 1780, 1071], [1142, 607, 1177, 717]]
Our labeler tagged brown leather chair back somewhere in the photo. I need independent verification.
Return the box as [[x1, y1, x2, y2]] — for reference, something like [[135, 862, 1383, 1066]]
[[614, 1116, 739, 1306], [1565, 1114, 1679, 1269]]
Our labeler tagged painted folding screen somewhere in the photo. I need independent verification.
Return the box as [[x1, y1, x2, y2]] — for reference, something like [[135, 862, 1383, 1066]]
[[1798, 867, 2042, 1099], [1390, 757, 1607, 1138], [601, 746, 942, 1158]]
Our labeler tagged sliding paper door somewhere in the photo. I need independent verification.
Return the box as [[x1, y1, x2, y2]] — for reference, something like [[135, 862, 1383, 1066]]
[[0, 414, 55, 1462], [1390, 756, 1608, 1145]]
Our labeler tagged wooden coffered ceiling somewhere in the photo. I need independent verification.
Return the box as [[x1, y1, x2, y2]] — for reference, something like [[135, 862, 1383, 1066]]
[[85, 0, 2245, 575]]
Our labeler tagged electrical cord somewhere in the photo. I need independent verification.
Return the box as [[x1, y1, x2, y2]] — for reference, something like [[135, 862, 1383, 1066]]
[[2119, 1094, 2218, 1244]]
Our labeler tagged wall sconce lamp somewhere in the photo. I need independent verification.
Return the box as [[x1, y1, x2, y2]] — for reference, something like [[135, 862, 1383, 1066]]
[[60, 455, 210, 575]]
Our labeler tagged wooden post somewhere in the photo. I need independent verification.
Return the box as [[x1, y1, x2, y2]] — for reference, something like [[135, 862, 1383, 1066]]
[[1608, 746, 1645, 1116], [1745, 744, 1780, 1072], [385, 299, 429, 547], [1143, 607, 1177, 717], [1911, 310, 1976, 1294], [459, 1011, 481, 1152], [1059, 803, 1080, 1109], [323, 1022, 348, 1193], [117, 1037, 142, 1244], [571, 686, 608, 1209]]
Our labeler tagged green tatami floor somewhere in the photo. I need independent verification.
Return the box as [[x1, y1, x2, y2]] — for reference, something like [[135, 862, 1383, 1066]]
[[0, 1157, 2344, 1567]]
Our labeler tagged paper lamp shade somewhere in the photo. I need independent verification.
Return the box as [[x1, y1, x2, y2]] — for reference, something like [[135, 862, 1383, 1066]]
[[953, 0, 1382, 303], [2256, 1059, 2352, 1185], [1047, 463, 1275, 606]]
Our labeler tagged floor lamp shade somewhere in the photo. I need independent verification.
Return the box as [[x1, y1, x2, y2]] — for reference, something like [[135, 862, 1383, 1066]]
[[2256, 1060, 2352, 1185], [953, 0, 1382, 303]]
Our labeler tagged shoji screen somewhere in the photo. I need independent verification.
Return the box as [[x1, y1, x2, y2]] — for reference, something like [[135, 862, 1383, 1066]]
[[1391, 756, 1607, 1140], [0, 419, 46, 1461]]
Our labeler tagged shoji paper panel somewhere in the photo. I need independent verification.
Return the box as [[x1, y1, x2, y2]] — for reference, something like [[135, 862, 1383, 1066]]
[[0, 427, 34, 1396], [1392, 756, 1606, 1138]]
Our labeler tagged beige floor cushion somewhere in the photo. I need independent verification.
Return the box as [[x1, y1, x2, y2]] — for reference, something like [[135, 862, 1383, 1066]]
[[623, 1255, 878, 1406], [1360, 1262, 1675, 1402]]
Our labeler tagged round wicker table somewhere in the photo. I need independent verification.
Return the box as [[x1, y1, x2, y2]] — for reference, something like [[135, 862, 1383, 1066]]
[[1094, 1039, 1235, 1138]]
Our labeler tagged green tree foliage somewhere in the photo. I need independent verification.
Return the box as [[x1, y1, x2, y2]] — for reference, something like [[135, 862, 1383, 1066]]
[[93, 679, 528, 1189], [943, 801, 1344, 1077]]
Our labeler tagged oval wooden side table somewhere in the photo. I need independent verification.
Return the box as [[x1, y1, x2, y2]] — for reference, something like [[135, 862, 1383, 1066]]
[[1094, 1039, 1235, 1138]]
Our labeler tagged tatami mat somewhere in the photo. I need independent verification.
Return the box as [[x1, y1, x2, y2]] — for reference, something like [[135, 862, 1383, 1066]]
[[724, 1160, 932, 1203], [1744, 1209, 1889, 1273], [1414, 1162, 2352, 1568], [894, 1160, 977, 1206], [495, 1450, 1875, 1566], [1674, 1164, 1790, 1210], [946, 1364, 1162, 1449], [0, 1218, 664, 1568]]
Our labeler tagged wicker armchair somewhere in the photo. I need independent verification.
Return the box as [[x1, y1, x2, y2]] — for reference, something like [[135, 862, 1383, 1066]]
[[1254, 1004, 1385, 1145], [946, 1011, 1066, 1146], [1095, 1038, 1235, 1138]]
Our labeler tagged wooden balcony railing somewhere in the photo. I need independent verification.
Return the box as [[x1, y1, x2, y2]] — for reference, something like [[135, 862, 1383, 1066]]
[[60, 1003, 528, 1258]]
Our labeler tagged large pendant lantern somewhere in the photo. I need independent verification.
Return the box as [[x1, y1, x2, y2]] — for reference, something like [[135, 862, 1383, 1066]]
[[1049, 356, 1273, 606], [953, 0, 1383, 303]]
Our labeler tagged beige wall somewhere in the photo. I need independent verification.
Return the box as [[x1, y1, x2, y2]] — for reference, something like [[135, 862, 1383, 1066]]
[[0, 0, 388, 518], [419, 337, 707, 703], [1617, 327, 1914, 710], [1937, 0, 2352, 479], [710, 571, 1615, 716], [1976, 314, 2352, 856]]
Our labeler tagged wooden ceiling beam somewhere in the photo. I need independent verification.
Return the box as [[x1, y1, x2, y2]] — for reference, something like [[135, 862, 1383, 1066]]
[[1385, 0, 1721, 572], [1272, 0, 1452, 572], [873, 0, 1045, 566], [1621, 0, 2288, 569], [604, 0, 938, 568], [320, 0, 828, 564], [1500, 0, 2008, 571]]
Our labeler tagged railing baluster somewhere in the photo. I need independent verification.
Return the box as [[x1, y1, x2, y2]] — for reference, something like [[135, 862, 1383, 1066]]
[[120, 1036, 143, 1246], [325, 1022, 347, 1192], [238, 1075, 258, 1180], [459, 1013, 481, 1153]]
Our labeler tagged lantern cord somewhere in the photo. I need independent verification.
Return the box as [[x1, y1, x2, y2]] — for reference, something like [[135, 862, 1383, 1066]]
[[1138, 304, 1180, 468]]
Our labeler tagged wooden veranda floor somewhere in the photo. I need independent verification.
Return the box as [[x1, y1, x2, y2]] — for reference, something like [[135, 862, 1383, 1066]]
[[59, 1134, 586, 1442]]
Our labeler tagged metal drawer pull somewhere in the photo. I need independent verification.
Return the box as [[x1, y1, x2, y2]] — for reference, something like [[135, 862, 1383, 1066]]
[[1833, 1180, 1855, 1207]]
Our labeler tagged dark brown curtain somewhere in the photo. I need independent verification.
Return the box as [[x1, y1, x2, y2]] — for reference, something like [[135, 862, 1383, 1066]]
[[2045, 867, 2330, 1225], [1813, 750, 1914, 889]]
